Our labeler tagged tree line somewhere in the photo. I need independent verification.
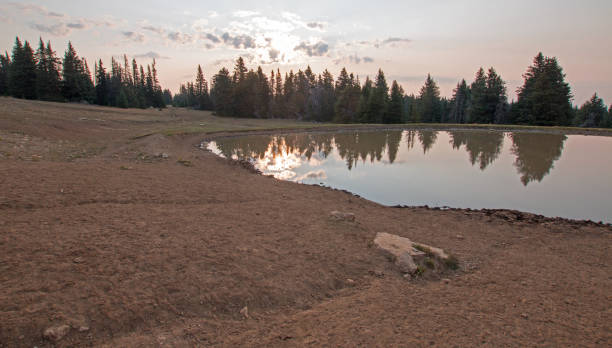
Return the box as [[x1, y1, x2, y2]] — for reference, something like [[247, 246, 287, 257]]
[[175, 53, 611, 128], [1, 35, 610, 128], [0, 37, 168, 108]]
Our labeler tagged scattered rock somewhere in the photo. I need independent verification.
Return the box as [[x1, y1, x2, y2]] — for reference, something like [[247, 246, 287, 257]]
[[521, 313, 529, 319], [43, 324, 71, 342], [73, 257, 84, 264], [442, 278, 451, 284], [372, 270, 385, 278], [346, 278, 355, 284], [373, 232, 457, 276], [240, 306, 249, 319], [455, 234, 465, 240], [77, 326, 90, 332], [160, 153, 169, 159], [330, 211, 355, 222]]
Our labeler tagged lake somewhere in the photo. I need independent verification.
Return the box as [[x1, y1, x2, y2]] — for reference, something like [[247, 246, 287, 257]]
[[206, 129, 612, 223]]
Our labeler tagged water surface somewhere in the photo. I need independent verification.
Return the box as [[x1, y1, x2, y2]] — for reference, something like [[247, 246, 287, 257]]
[[207, 130, 612, 223]]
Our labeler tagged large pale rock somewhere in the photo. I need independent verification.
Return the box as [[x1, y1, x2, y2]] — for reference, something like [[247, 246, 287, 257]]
[[373, 232, 452, 274], [43, 324, 71, 342]]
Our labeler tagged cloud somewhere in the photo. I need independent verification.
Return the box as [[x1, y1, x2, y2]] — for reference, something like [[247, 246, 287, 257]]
[[208, 11, 219, 18], [192, 18, 209, 31], [333, 54, 375, 65], [295, 170, 327, 181], [306, 22, 325, 30], [167, 31, 193, 44], [142, 25, 164, 34], [294, 41, 329, 57], [233, 10, 260, 18], [221, 32, 256, 49], [204, 33, 221, 43], [268, 48, 280, 60], [134, 51, 169, 60], [67, 22, 87, 29], [30, 23, 71, 36], [122, 31, 145, 42], [47, 11, 64, 18], [382, 37, 412, 46]]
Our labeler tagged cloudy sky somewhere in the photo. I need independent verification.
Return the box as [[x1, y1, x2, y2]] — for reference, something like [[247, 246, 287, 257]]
[[0, 0, 610, 104]]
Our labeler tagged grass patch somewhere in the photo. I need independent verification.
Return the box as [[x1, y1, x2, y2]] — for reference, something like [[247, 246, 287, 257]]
[[424, 258, 435, 269], [444, 255, 460, 270]]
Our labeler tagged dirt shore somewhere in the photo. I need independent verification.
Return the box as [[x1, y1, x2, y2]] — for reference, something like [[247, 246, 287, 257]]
[[1, 97, 610, 347]]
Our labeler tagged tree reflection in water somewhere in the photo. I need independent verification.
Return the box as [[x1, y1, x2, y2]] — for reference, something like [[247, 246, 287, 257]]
[[210, 130, 567, 185], [449, 131, 504, 170], [510, 133, 567, 186]]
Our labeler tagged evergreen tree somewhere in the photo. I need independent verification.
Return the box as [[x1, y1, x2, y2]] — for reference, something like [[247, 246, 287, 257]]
[[364, 69, 389, 123], [418, 74, 441, 123], [0, 52, 11, 95], [385, 80, 404, 124], [467, 68, 487, 123], [448, 79, 470, 123], [95, 59, 109, 105], [9, 37, 37, 99], [211, 67, 233, 116], [515, 53, 573, 126], [575, 93, 608, 127], [195, 64, 211, 109], [485, 68, 507, 124], [334, 72, 361, 123], [357, 76, 373, 123], [255, 66, 271, 117]]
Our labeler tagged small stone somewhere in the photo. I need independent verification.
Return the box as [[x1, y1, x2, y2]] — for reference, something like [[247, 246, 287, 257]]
[[240, 306, 249, 319], [43, 324, 71, 342], [78, 326, 90, 332], [346, 278, 355, 284], [373, 270, 384, 278], [330, 211, 355, 222], [521, 313, 529, 319], [455, 234, 464, 240], [161, 153, 169, 159], [442, 278, 451, 284], [73, 257, 84, 264]]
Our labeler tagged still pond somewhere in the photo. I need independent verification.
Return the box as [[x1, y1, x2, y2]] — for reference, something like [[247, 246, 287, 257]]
[[207, 130, 612, 223]]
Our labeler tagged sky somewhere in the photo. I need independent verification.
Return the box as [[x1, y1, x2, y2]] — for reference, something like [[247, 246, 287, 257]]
[[0, 0, 610, 105]]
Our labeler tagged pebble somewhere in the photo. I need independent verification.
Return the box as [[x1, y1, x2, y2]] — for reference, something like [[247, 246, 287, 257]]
[[240, 306, 249, 319]]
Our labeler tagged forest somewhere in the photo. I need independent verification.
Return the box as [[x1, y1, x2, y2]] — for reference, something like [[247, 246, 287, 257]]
[[1, 36, 610, 128]]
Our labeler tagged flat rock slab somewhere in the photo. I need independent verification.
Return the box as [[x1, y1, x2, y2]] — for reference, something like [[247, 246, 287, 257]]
[[373, 232, 451, 274]]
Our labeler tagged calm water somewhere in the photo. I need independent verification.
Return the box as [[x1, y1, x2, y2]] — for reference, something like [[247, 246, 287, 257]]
[[206, 130, 612, 223]]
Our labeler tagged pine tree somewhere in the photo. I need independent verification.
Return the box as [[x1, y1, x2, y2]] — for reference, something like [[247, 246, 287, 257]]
[[449, 79, 470, 123], [211, 67, 233, 116], [575, 93, 607, 127], [515, 53, 573, 126], [9, 37, 37, 99], [364, 69, 389, 123], [0, 52, 11, 96], [418, 74, 441, 123], [485, 68, 507, 124], [255, 66, 271, 117], [468, 68, 487, 123], [385, 80, 404, 124], [195, 64, 210, 109], [61, 42, 93, 102], [95, 59, 109, 105]]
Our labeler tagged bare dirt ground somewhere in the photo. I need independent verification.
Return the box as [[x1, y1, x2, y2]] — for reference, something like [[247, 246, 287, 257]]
[[1, 97, 610, 347]]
